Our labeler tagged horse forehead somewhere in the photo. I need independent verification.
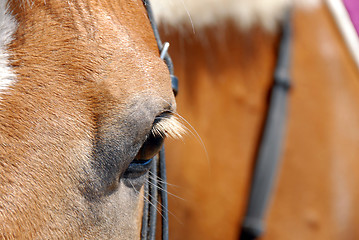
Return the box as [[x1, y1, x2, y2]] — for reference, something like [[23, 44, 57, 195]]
[[8, 0, 173, 102], [9, 0, 158, 58]]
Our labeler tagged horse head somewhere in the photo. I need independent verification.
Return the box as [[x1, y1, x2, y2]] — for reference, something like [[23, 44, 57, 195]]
[[0, 0, 180, 238]]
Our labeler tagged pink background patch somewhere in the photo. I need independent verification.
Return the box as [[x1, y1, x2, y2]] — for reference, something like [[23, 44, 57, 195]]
[[343, 0, 359, 35]]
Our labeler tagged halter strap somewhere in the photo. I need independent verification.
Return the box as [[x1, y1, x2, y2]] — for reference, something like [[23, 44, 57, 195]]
[[141, 1, 178, 239], [239, 9, 292, 240], [143, 0, 178, 96], [142, 2, 292, 240]]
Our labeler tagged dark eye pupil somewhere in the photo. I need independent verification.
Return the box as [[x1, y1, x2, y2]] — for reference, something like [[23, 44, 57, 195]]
[[135, 133, 164, 161]]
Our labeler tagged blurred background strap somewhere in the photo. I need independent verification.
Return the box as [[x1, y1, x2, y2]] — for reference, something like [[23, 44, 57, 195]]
[[153, 0, 359, 239]]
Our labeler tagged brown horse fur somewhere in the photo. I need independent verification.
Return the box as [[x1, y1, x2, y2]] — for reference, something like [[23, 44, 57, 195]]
[[0, 0, 184, 239], [155, 1, 359, 240]]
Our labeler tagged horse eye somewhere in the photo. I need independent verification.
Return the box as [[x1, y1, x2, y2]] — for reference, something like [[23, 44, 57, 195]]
[[135, 131, 164, 161], [122, 124, 165, 179]]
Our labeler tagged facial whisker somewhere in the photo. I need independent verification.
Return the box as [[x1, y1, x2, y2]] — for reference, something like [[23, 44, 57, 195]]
[[179, 0, 196, 34], [144, 179, 183, 224], [128, 181, 165, 219], [153, 97, 206, 149], [146, 177, 186, 202], [148, 172, 181, 188], [170, 111, 210, 166], [155, 96, 210, 168]]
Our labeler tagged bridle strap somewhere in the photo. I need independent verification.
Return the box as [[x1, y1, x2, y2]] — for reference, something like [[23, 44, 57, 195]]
[[141, 148, 169, 240], [143, 2, 291, 240], [141, 1, 176, 239], [159, 147, 169, 240], [143, 0, 178, 96], [239, 9, 292, 240]]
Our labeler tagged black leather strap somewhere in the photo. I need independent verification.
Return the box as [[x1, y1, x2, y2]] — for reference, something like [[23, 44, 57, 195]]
[[141, 1, 176, 239], [143, 0, 178, 96], [239, 9, 292, 240]]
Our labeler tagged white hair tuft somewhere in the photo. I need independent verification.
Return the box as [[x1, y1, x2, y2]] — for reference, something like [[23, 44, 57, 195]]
[[151, 0, 321, 32]]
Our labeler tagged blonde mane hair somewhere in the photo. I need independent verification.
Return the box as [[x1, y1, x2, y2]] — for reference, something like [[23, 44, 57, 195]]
[[152, 0, 320, 31], [0, 1, 16, 93]]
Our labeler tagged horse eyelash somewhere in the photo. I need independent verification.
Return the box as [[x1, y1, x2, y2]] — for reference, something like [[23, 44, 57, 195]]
[[151, 114, 186, 139]]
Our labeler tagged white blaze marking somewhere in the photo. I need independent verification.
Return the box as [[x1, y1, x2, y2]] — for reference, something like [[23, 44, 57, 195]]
[[0, 1, 17, 94]]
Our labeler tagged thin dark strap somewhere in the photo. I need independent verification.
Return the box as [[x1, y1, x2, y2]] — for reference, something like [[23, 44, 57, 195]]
[[141, 1, 178, 240], [159, 146, 169, 240], [141, 149, 169, 240], [143, 0, 178, 96], [148, 155, 158, 240], [239, 9, 292, 240], [141, 181, 150, 239]]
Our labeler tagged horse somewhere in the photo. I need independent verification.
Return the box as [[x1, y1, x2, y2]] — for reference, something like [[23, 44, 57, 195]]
[[0, 0, 183, 239], [153, 0, 359, 239]]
